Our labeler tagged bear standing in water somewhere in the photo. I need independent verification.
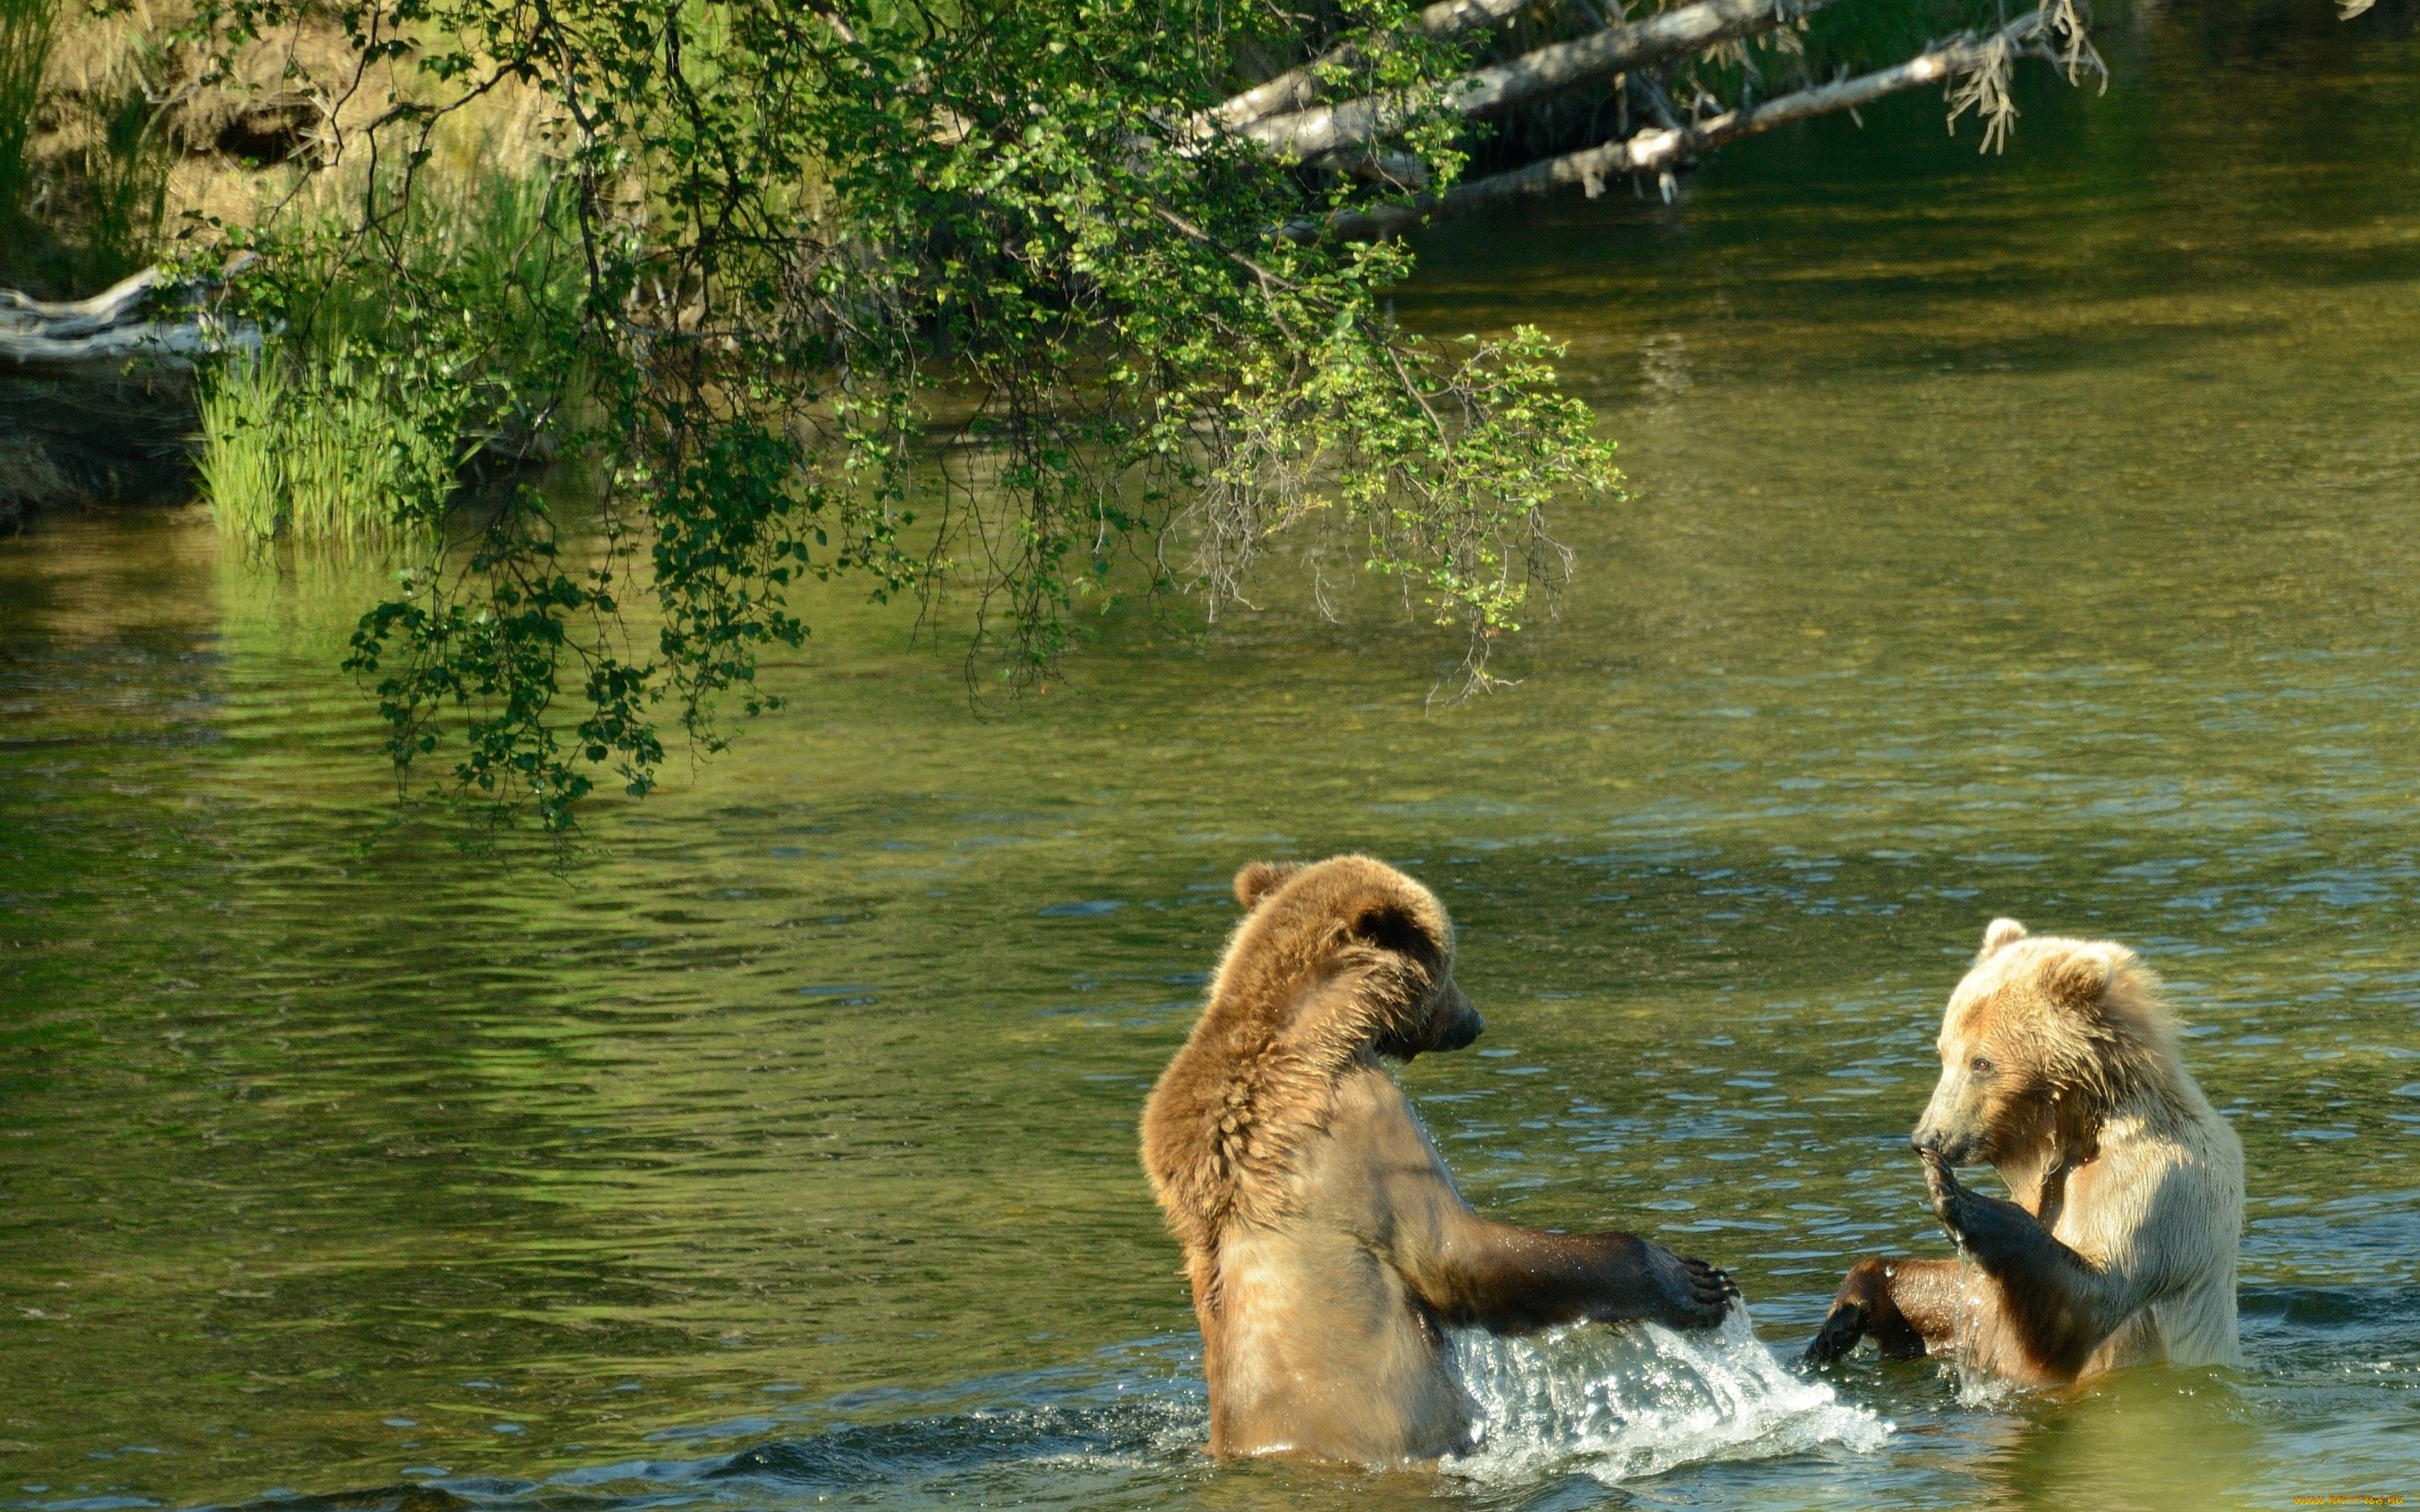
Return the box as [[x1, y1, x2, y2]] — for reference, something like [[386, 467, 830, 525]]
[[1140, 856, 1736, 1465], [1807, 920, 2244, 1383]]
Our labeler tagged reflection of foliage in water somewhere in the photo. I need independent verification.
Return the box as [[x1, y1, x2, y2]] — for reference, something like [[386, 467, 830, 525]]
[[211, 531, 406, 666]]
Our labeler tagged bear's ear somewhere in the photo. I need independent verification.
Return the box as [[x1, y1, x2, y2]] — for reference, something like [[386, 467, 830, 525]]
[[1348, 899, 1442, 967], [1980, 918, 2028, 959], [2046, 946, 2112, 1009], [1234, 861, 1304, 911]]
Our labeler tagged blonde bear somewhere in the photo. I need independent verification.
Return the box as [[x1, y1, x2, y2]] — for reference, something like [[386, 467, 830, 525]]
[[1807, 919, 2244, 1383], [1140, 856, 1737, 1465]]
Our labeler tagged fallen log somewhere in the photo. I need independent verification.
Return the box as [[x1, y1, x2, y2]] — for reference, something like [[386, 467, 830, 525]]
[[1302, 6, 2096, 239], [1203, 0, 1555, 133], [1237, 0, 1844, 160], [0, 265, 260, 375], [0, 262, 265, 518]]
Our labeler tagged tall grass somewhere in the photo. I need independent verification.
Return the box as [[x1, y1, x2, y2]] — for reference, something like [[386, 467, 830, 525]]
[[197, 353, 290, 541], [0, 0, 57, 264], [80, 50, 171, 286], [200, 345, 455, 545]]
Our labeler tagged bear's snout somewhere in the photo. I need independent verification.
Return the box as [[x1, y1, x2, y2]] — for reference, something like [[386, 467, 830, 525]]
[[1435, 1005, 1483, 1053], [1912, 1122, 1986, 1166]]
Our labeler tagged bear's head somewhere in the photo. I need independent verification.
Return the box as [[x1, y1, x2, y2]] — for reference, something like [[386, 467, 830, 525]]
[[1140, 855, 1483, 1257], [1912, 919, 2178, 1171], [1230, 857, 1483, 1060]]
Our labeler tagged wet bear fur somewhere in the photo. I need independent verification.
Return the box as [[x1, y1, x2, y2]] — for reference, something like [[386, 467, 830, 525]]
[[1141, 855, 1734, 1464], [1808, 920, 2243, 1383]]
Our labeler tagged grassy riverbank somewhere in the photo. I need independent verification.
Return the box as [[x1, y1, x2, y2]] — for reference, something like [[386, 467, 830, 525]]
[[4, 0, 577, 531]]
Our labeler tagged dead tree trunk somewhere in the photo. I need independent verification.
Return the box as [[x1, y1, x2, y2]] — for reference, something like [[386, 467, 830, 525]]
[[1312, 8, 2088, 239], [1237, 0, 1849, 160], [0, 265, 259, 375], [1220, 0, 2102, 239], [1203, 0, 1555, 133]]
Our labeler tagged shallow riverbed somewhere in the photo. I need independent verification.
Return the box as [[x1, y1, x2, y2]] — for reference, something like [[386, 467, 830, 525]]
[[5, 7, 2419, 1510]]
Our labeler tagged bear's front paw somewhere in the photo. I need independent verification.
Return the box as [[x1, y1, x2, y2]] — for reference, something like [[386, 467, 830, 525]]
[[1649, 1246, 1736, 1330], [1806, 1257, 1919, 1363], [1921, 1148, 1976, 1236], [1922, 1149, 2034, 1263], [1805, 1295, 1868, 1363]]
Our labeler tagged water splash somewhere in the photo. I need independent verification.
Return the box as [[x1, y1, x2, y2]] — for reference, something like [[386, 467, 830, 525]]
[[1443, 1308, 1891, 1485]]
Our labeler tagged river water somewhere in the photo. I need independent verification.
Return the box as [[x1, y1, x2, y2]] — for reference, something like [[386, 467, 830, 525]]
[[5, 8, 2419, 1510]]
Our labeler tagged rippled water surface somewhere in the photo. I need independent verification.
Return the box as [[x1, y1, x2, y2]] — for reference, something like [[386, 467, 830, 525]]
[[6, 8, 2420, 1510]]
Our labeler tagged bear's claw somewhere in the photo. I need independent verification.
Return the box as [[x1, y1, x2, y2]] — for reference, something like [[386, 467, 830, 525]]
[[1921, 1147, 1969, 1234], [1658, 1252, 1738, 1328]]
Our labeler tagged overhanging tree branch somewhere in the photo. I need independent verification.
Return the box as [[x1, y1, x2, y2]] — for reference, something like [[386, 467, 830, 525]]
[[1238, 0, 1845, 159]]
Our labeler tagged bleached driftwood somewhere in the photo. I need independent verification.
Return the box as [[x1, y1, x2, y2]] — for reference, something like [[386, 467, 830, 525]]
[[0, 265, 260, 375]]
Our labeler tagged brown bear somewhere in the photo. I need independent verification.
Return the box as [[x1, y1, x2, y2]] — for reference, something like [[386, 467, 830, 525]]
[[1805, 919, 2244, 1383], [1139, 855, 1737, 1466]]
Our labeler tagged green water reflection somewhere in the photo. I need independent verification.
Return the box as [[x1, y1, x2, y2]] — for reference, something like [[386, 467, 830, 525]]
[[4, 6, 2419, 1509]]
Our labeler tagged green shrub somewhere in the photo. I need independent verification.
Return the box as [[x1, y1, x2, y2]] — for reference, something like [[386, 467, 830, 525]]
[[208, 147, 587, 549], [213, 0, 1620, 832], [204, 140, 587, 549]]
